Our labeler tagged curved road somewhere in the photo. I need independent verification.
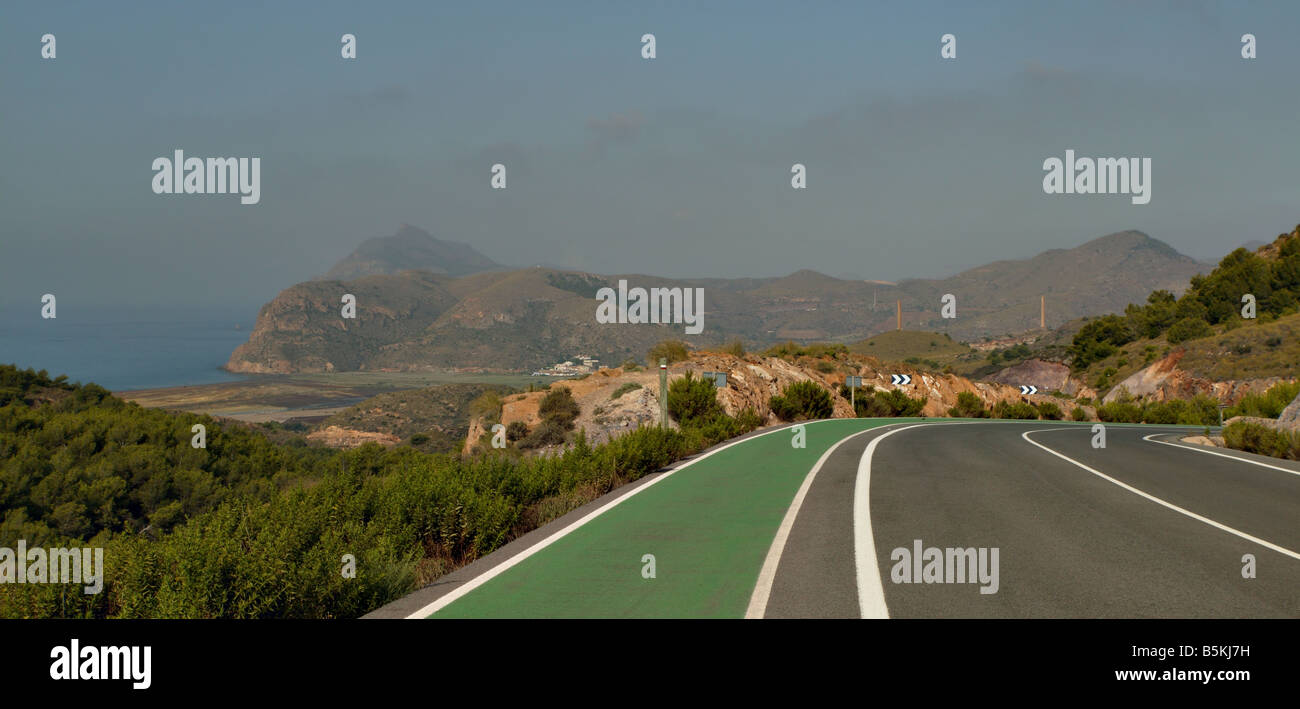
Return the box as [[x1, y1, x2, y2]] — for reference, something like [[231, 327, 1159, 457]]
[[366, 419, 1300, 619]]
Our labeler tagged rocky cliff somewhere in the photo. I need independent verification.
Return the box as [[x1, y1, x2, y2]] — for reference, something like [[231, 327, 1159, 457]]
[[462, 351, 1086, 453]]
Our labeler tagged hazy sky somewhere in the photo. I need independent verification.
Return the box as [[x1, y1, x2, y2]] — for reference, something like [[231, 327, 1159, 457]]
[[2, 0, 1298, 310]]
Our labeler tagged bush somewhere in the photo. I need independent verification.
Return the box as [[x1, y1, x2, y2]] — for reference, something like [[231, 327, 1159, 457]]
[[538, 387, 580, 429], [505, 421, 530, 442], [1225, 381, 1300, 419], [992, 400, 1040, 419], [1166, 317, 1213, 345], [1223, 421, 1300, 460], [1070, 406, 1089, 421], [1068, 315, 1134, 369], [1095, 400, 1142, 423], [667, 372, 724, 426], [620, 359, 642, 372], [609, 382, 643, 400], [761, 342, 848, 360], [721, 339, 746, 357], [769, 380, 834, 421], [647, 340, 690, 365], [519, 419, 568, 448], [1036, 402, 1063, 420], [947, 392, 988, 418], [468, 390, 503, 424]]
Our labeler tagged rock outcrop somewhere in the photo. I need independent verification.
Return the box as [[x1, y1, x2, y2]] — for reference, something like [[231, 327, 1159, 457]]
[[1103, 349, 1289, 404], [462, 352, 1084, 453], [988, 358, 1094, 398]]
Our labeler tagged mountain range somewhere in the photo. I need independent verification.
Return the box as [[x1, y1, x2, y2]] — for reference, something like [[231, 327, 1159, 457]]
[[225, 226, 1210, 373]]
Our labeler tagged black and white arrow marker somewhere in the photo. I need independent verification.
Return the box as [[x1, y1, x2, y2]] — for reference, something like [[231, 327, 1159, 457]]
[[891, 374, 912, 386], [1019, 385, 1038, 395]]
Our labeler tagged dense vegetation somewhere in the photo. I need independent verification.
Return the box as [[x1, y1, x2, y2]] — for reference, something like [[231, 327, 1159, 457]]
[[0, 364, 758, 618], [1223, 381, 1300, 419], [1222, 420, 1300, 460], [839, 384, 927, 418], [769, 380, 834, 421], [1069, 226, 1300, 370], [947, 392, 988, 418], [1094, 395, 1219, 425], [762, 342, 849, 360]]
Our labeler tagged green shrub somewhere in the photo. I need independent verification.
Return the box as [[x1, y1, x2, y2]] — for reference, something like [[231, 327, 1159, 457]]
[[1225, 381, 1300, 419], [769, 380, 834, 421], [1166, 317, 1213, 344], [519, 419, 568, 448], [1096, 400, 1142, 423], [721, 339, 746, 357], [992, 400, 1039, 419], [647, 340, 690, 365], [468, 390, 503, 424], [761, 341, 848, 360], [505, 421, 529, 442], [947, 392, 988, 418], [667, 372, 724, 426], [609, 382, 643, 400], [1036, 402, 1063, 420], [1223, 421, 1300, 460], [538, 386, 580, 429], [1070, 406, 1089, 421]]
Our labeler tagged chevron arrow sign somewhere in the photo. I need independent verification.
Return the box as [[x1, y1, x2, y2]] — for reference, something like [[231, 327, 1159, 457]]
[[1019, 385, 1038, 395], [891, 374, 912, 386]]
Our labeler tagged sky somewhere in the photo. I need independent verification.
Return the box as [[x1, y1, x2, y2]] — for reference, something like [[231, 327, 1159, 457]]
[[2, 0, 1298, 311]]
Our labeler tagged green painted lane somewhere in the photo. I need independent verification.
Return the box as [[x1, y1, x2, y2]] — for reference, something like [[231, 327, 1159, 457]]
[[432, 418, 913, 618]]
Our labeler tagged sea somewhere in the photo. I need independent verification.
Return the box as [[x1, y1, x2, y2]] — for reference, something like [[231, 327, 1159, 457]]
[[0, 304, 259, 392]]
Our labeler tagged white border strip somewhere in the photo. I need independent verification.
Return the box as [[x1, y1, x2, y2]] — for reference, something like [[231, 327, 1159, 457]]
[[1142, 433, 1300, 478], [855, 424, 936, 618], [406, 419, 840, 618], [1022, 429, 1300, 561], [745, 422, 906, 619]]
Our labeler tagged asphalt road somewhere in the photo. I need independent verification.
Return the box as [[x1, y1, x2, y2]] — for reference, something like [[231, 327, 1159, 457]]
[[370, 418, 1300, 619], [763, 421, 1300, 618]]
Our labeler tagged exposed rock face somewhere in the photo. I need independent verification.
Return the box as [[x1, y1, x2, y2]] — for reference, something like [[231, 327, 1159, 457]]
[[462, 352, 1083, 453], [306, 425, 401, 448], [1103, 349, 1289, 404], [988, 359, 1093, 397], [229, 229, 1209, 373]]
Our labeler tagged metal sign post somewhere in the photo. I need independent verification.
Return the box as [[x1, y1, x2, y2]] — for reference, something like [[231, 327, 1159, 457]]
[[659, 358, 668, 427], [847, 375, 863, 413]]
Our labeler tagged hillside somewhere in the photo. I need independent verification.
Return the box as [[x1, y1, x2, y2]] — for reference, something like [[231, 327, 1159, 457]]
[[229, 229, 1207, 374], [315, 382, 514, 452], [318, 224, 501, 281], [848, 330, 979, 372], [895, 230, 1207, 339], [1057, 224, 1300, 404]]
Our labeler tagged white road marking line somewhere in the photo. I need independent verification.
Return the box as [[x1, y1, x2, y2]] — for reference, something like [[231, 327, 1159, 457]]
[[406, 418, 844, 618], [854, 424, 936, 619], [745, 422, 907, 619], [1142, 433, 1300, 478], [1022, 429, 1300, 561]]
